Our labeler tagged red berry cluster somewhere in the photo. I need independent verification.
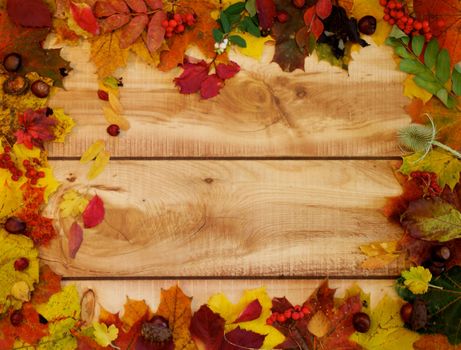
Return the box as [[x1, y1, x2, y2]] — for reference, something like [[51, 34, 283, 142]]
[[411, 171, 442, 196], [23, 159, 45, 185], [266, 305, 311, 325], [161, 13, 196, 39], [0, 146, 23, 181], [379, 0, 441, 41]]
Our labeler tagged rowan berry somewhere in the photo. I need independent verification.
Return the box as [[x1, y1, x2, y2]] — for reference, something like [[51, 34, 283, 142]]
[[387, 1, 396, 9], [161, 19, 169, 28], [169, 19, 177, 28], [292, 312, 300, 320]]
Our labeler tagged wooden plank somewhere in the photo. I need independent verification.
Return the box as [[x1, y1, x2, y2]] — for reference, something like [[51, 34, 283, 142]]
[[41, 160, 404, 277], [47, 42, 409, 158], [67, 279, 396, 313]]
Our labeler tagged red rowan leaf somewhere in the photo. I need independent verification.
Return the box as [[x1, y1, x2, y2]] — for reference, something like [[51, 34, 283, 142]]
[[146, 10, 166, 53], [256, 0, 276, 30], [232, 299, 262, 323], [200, 74, 224, 99], [119, 14, 148, 48], [7, 0, 51, 28], [145, 0, 163, 10], [190, 305, 225, 350], [100, 14, 130, 33], [315, 0, 332, 20], [174, 59, 210, 94], [110, 0, 130, 13], [222, 327, 266, 350], [82, 195, 105, 228], [70, 1, 100, 35], [125, 0, 147, 13], [68, 221, 84, 258], [216, 61, 240, 80], [94, 1, 117, 18]]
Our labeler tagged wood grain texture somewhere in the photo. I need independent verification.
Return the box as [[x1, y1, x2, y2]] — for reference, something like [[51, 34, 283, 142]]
[[47, 42, 410, 158], [67, 279, 396, 314], [41, 160, 404, 277]]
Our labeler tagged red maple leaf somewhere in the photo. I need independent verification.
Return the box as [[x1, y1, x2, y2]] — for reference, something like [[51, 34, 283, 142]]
[[14, 108, 56, 149]]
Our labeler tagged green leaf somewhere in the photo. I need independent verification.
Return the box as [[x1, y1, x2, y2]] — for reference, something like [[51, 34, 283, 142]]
[[401, 266, 432, 294], [229, 35, 247, 48], [92, 323, 119, 347], [389, 25, 408, 39], [395, 45, 412, 59], [213, 28, 224, 43], [245, 0, 257, 16], [452, 67, 461, 96], [241, 16, 260, 37], [436, 49, 451, 84], [220, 11, 231, 33], [436, 88, 449, 107], [424, 39, 439, 69], [396, 266, 461, 345], [414, 76, 443, 95], [400, 58, 426, 75], [411, 35, 425, 56], [385, 37, 400, 47], [400, 149, 461, 190], [224, 2, 246, 15], [401, 198, 461, 242]]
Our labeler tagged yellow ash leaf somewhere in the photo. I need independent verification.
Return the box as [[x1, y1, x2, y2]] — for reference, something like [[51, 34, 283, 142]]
[[109, 92, 124, 115], [208, 287, 285, 349], [121, 298, 150, 331], [87, 150, 110, 180], [103, 107, 130, 130], [130, 36, 162, 67], [402, 266, 432, 294], [0, 230, 39, 308], [307, 311, 330, 337], [59, 190, 89, 218], [80, 140, 105, 163], [352, 0, 391, 45], [90, 32, 130, 79], [404, 75, 433, 103], [236, 33, 273, 60], [36, 284, 81, 321], [351, 295, 420, 349], [53, 108, 76, 143], [93, 322, 119, 347]]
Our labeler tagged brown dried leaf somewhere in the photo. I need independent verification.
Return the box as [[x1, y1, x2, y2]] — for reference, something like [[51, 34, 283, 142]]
[[145, 0, 162, 10], [125, 0, 147, 13], [146, 10, 166, 53], [119, 14, 148, 49], [100, 13, 130, 33]]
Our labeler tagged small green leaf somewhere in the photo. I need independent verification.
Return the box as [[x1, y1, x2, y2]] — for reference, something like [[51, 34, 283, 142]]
[[242, 16, 260, 37], [411, 35, 425, 56], [414, 76, 443, 95], [452, 67, 461, 96], [389, 25, 408, 39], [224, 2, 246, 15], [436, 88, 449, 106], [400, 58, 426, 74], [220, 11, 231, 33], [212, 29, 224, 43], [436, 48, 451, 84], [229, 35, 247, 48], [395, 45, 412, 58], [385, 37, 400, 47], [424, 39, 439, 69], [245, 0, 257, 16]]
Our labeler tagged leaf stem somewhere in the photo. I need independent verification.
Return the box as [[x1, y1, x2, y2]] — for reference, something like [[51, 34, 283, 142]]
[[428, 283, 444, 290], [432, 140, 461, 159]]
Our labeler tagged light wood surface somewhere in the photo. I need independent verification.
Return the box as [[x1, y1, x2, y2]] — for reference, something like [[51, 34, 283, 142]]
[[47, 42, 410, 158], [67, 279, 397, 314], [41, 160, 404, 277]]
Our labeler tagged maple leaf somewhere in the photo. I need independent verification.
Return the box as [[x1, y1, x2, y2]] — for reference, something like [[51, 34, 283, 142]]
[[6, 0, 52, 28], [59, 189, 89, 218], [35, 284, 81, 321], [31, 265, 62, 305], [15, 108, 56, 149], [216, 61, 240, 80], [190, 305, 226, 350], [397, 266, 461, 345], [92, 322, 119, 347], [403, 75, 434, 104], [0, 11, 71, 87], [82, 195, 105, 228], [414, 334, 461, 350], [90, 31, 130, 78], [350, 295, 420, 350], [414, 0, 461, 67], [359, 241, 401, 269], [52, 108, 76, 143], [174, 59, 210, 94]]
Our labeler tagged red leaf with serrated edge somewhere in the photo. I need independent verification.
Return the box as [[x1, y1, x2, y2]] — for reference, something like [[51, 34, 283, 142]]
[[70, 1, 100, 35], [232, 299, 262, 323], [190, 305, 225, 350], [147, 10, 166, 53], [82, 195, 105, 228], [174, 59, 209, 94], [304, 6, 324, 39], [125, 0, 147, 13], [256, 0, 276, 30], [145, 0, 163, 10], [94, 1, 117, 18], [100, 14, 130, 33], [68, 221, 84, 258], [315, 0, 332, 20], [119, 14, 148, 48], [200, 74, 224, 99], [216, 61, 240, 80], [222, 327, 266, 350], [7, 0, 51, 28], [15, 109, 56, 149]]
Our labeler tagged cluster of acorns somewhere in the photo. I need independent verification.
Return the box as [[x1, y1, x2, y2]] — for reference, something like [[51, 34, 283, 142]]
[[2, 53, 51, 98]]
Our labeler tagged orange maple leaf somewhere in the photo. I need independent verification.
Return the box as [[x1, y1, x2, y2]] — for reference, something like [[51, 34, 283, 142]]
[[414, 334, 461, 350], [31, 265, 62, 305]]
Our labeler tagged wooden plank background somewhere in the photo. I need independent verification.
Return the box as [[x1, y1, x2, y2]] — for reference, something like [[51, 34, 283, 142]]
[[44, 40, 409, 313]]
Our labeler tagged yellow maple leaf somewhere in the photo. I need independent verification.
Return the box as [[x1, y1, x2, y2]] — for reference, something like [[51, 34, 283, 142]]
[[59, 190, 89, 218], [90, 32, 130, 79], [121, 298, 151, 331], [236, 33, 273, 60], [208, 287, 285, 349], [156, 286, 197, 350], [352, 0, 391, 45], [404, 75, 433, 103], [0, 170, 25, 220], [53, 108, 76, 143], [401, 266, 432, 294], [130, 36, 162, 67], [360, 241, 401, 269]]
